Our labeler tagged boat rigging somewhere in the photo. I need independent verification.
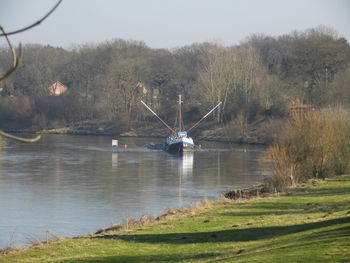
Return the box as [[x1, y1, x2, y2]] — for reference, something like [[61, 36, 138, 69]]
[[141, 95, 221, 153]]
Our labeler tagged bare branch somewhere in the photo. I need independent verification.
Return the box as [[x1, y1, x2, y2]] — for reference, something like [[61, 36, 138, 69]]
[[2, 25, 16, 68], [0, 1, 63, 143], [0, 130, 41, 143], [0, 26, 23, 85], [0, 0, 63, 37], [0, 30, 37, 142]]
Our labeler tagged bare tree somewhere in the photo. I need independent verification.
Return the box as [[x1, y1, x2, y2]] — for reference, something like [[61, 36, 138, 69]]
[[200, 43, 264, 122], [200, 43, 235, 121]]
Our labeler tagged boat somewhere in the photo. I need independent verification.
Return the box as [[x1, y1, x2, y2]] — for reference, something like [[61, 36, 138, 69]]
[[165, 131, 194, 153], [141, 95, 221, 154]]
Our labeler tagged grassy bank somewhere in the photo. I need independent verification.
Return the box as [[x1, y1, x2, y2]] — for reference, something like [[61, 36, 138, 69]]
[[1, 175, 350, 263]]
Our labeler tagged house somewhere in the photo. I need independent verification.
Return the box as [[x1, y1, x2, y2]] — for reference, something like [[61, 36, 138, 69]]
[[136, 81, 149, 95], [136, 82, 159, 99], [48, 81, 68, 96]]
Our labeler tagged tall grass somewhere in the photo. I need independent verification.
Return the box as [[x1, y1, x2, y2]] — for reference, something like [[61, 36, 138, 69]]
[[265, 107, 350, 190]]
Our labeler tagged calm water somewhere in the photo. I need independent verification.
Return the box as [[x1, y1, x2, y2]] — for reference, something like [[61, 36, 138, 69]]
[[0, 135, 268, 248]]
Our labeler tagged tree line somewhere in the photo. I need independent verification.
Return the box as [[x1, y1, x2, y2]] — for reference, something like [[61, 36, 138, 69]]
[[0, 26, 349, 134]]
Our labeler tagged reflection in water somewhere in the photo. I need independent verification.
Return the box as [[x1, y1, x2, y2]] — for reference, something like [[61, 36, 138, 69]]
[[0, 135, 268, 248], [216, 152, 221, 184], [181, 152, 194, 177], [177, 152, 194, 206], [111, 152, 118, 168]]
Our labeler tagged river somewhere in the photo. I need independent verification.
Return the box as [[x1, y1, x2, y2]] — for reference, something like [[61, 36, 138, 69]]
[[0, 134, 268, 248]]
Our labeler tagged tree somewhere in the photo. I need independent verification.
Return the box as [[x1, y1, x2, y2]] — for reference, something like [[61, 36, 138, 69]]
[[200, 43, 265, 122], [329, 65, 350, 106], [247, 27, 350, 106]]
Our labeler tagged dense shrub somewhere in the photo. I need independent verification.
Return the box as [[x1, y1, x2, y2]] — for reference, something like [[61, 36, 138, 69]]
[[264, 108, 350, 190]]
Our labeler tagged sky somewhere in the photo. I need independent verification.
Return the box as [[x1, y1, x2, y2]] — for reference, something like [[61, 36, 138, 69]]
[[0, 0, 349, 49]]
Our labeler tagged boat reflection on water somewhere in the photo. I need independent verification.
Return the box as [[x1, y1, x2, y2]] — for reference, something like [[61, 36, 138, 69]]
[[179, 152, 194, 206], [166, 152, 194, 206], [180, 152, 194, 177], [167, 152, 194, 177]]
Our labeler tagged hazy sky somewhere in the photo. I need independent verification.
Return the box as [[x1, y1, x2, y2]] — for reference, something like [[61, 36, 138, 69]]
[[0, 0, 349, 49]]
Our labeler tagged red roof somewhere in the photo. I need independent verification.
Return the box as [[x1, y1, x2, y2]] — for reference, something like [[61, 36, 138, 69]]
[[48, 81, 68, 96]]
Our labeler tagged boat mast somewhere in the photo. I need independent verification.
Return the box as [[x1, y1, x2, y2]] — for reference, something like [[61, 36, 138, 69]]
[[178, 94, 183, 132]]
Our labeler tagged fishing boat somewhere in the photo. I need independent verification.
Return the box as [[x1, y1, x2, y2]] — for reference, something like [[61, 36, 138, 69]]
[[141, 95, 221, 154], [165, 131, 194, 153]]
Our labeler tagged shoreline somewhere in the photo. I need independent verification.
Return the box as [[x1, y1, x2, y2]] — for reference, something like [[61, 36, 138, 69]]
[[2, 174, 349, 262], [0, 180, 279, 253], [3, 128, 268, 146], [2, 115, 279, 145], [0, 182, 270, 252], [94, 182, 275, 236]]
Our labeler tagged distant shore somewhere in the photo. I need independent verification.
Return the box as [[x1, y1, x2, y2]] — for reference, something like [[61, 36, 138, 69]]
[[32, 121, 274, 146], [36, 128, 268, 145], [2, 115, 281, 145]]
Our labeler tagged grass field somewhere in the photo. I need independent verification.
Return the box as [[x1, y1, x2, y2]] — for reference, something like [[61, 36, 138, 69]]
[[1, 175, 350, 262]]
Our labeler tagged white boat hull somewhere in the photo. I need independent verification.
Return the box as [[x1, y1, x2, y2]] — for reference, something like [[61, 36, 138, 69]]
[[165, 136, 194, 153]]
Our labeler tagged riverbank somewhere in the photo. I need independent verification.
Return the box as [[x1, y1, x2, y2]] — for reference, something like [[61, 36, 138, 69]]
[[33, 116, 281, 145], [2, 174, 349, 262]]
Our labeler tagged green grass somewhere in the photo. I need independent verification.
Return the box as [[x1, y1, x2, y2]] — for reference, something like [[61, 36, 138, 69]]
[[2, 175, 350, 262]]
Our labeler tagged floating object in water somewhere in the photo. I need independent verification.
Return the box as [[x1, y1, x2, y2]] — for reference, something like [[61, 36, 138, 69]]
[[112, 139, 118, 147]]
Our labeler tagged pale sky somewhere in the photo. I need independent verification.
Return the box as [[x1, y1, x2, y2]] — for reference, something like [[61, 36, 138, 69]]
[[0, 0, 349, 49]]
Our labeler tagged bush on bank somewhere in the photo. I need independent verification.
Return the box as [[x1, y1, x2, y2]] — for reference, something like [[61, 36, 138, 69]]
[[265, 107, 350, 190]]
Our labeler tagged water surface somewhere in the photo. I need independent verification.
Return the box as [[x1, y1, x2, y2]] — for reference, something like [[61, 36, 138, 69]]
[[0, 135, 268, 248]]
